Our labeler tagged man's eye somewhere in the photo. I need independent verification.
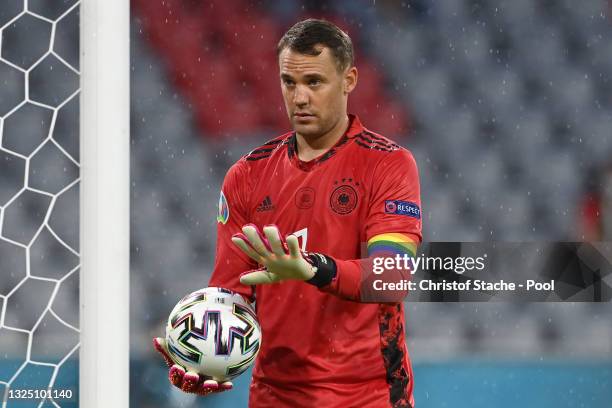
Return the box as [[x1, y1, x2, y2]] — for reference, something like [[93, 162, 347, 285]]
[[283, 79, 295, 86], [308, 79, 321, 86]]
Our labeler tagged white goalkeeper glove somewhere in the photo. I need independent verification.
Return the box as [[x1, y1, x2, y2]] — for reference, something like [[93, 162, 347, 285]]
[[231, 224, 336, 286]]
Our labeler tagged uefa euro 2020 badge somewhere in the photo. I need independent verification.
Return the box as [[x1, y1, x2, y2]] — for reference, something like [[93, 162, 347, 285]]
[[217, 191, 229, 224]]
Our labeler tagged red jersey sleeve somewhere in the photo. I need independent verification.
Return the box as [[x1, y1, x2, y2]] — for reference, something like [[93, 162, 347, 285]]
[[208, 160, 257, 302], [365, 148, 422, 243], [322, 149, 422, 301]]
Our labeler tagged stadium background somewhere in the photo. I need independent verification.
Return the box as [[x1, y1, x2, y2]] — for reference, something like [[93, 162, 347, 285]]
[[129, 1, 612, 407], [0, 0, 611, 407]]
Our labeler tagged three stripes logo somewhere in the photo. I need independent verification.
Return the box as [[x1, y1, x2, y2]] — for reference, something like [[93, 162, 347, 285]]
[[256, 196, 275, 212]]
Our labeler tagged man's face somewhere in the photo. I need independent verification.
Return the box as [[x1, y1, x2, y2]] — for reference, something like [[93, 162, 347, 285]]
[[279, 46, 355, 138]]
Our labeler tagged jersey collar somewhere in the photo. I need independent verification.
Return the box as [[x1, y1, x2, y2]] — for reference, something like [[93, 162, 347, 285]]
[[345, 114, 365, 138], [287, 114, 363, 171]]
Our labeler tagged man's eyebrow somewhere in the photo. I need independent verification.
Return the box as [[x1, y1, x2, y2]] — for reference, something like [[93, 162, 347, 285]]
[[280, 73, 325, 80], [303, 73, 325, 80]]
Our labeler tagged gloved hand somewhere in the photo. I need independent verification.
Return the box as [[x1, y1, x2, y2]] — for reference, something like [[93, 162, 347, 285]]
[[153, 337, 233, 396], [232, 224, 338, 287], [231, 224, 316, 285]]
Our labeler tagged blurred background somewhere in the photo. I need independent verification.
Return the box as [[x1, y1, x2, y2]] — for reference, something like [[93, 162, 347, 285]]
[[129, 0, 612, 407], [2, 0, 612, 407]]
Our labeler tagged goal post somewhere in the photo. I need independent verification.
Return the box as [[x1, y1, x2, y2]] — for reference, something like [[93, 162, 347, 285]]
[[80, 1, 130, 407]]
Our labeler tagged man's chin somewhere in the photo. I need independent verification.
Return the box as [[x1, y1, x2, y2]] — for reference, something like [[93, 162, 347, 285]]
[[292, 121, 320, 136]]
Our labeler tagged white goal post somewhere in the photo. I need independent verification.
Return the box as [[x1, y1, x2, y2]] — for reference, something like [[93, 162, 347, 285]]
[[80, 1, 129, 407]]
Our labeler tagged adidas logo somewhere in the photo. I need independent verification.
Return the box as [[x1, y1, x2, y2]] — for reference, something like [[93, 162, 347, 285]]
[[256, 196, 275, 212]]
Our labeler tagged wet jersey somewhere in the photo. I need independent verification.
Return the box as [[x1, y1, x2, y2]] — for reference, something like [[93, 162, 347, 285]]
[[210, 115, 422, 407]]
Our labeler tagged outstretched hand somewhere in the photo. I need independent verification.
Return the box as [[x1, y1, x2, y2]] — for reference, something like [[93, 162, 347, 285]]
[[153, 337, 233, 396], [231, 224, 316, 285]]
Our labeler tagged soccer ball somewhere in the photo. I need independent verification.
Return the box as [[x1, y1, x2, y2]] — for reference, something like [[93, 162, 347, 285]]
[[165, 287, 261, 381]]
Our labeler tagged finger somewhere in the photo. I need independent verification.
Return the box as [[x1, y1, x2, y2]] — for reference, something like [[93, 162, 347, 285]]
[[195, 379, 230, 396], [201, 380, 233, 394], [219, 381, 233, 391], [286, 235, 302, 258], [153, 338, 175, 368], [202, 379, 220, 391], [182, 371, 201, 393], [240, 269, 279, 285], [169, 364, 185, 387], [194, 380, 217, 396], [242, 224, 273, 257], [263, 225, 286, 256], [232, 234, 264, 263]]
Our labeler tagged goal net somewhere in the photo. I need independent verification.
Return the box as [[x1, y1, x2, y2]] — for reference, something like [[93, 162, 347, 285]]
[[0, 1, 80, 407]]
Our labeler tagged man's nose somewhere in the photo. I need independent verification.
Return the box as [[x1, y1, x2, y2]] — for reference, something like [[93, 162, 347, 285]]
[[293, 85, 308, 106]]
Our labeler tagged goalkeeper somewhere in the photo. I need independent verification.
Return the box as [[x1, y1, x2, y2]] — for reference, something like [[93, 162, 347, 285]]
[[155, 18, 422, 408]]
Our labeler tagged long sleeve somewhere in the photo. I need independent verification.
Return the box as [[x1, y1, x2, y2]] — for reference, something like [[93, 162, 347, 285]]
[[208, 159, 257, 302]]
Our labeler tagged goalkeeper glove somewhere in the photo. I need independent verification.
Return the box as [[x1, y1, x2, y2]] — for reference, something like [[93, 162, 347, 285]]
[[231, 224, 336, 286], [153, 337, 233, 396]]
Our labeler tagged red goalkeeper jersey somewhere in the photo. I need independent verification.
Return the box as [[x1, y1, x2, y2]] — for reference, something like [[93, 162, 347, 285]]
[[210, 115, 422, 408]]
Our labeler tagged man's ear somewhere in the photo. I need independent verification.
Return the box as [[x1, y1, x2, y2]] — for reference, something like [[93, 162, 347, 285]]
[[344, 66, 358, 95]]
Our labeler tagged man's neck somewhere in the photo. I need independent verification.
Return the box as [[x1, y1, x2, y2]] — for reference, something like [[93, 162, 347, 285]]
[[295, 115, 349, 162]]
